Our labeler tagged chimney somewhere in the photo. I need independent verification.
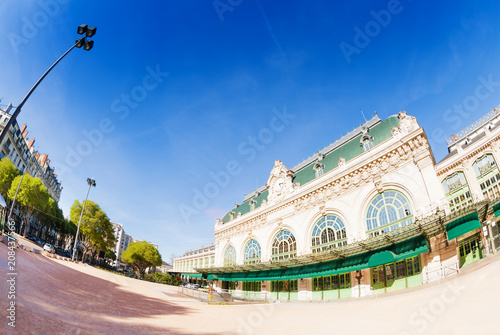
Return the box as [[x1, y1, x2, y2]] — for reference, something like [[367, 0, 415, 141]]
[[28, 138, 35, 149]]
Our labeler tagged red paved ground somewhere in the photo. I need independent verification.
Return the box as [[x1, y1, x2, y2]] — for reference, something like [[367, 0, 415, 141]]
[[0, 242, 199, 335]]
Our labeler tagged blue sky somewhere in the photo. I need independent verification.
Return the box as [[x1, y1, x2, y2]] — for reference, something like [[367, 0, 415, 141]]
[[1, 0, 499, 262]]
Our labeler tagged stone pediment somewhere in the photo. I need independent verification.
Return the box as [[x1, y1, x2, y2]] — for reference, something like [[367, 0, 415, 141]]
[[266, 160, 294, 204]]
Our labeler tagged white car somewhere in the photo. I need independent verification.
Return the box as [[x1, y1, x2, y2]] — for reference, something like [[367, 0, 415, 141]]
[[43, 244, 55, 254]]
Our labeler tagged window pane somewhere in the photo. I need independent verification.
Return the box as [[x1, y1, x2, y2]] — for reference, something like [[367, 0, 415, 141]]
[[407, 259, 414, 276], [378, 266, 385, 283], [333, 275, 340, 289], [372, 268, 378, 285], [324, 276, 331, 290], [386, 264, 395, 282], [413, 256, 421, 274], [396, 261, 406, 279]]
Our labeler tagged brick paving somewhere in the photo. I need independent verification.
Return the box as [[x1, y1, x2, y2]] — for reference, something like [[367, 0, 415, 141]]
[[1, 241, 500, 335]]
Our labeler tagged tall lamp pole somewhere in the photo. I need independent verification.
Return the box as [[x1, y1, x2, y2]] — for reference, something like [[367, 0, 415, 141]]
[[0, 24, 96, 146], [71, 178, 96, 262]]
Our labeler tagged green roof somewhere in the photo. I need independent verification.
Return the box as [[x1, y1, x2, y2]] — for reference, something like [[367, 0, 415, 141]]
[[221, 189, 268, 223], [221, 115, 400, 223], [292, 116, 399, 186]]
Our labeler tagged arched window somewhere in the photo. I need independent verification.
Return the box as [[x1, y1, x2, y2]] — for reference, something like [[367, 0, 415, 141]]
[[271, 230, 297, 261], [311, 214, 347, 252], [223, 245, 236, 266], [366, 190, 413, 238], [441, 172, 472, 212], [243, 239, 261, 264], [473, 154, 500, 199]]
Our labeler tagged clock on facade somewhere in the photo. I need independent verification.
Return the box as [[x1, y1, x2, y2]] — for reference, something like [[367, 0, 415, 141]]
[[275, 177, 284, 191]]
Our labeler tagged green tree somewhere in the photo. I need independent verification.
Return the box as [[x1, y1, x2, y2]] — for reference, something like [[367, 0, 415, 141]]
[[0, 158, 20, 207], [105, 248, 117, 261], [121, 241, 162, 277], [70, 200, 115, 262], [36, 197, 59, 241], [8, 174, 50, 237]]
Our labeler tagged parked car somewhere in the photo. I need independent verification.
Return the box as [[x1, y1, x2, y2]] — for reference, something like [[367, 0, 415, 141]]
[[43, 244, 55, 253]]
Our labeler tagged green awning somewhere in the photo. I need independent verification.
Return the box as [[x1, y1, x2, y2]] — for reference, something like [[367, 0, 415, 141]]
[[211, 235, 429, 281], [446, 212, 482, 241], [494, 203, 500, 218], [181, 273, 203, 278], [368, 251, 397, 267]]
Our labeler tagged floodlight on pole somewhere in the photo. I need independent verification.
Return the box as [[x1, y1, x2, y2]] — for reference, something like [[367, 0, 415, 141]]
[[77, 24, 88, 35], [71, 178, 96, 262], [0, 24, 97, 147], [86, 26, 97, 38]]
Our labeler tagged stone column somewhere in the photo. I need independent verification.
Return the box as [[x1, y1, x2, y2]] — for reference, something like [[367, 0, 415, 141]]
[[461, 160, 483, 201]]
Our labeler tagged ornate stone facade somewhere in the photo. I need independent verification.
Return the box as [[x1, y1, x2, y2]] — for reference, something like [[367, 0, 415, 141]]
[[213, 112, 444, 262]]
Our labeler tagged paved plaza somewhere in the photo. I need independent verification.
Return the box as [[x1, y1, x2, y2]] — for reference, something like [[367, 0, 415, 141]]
[[1, 241, 499, 335]]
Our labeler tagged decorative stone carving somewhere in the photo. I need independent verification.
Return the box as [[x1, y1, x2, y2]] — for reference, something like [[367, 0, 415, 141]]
[[338, 157, 346, 171], [352, 172, 361, 186], [391, 126, 402, 139], [359, 124, 374, 146], [397, 111, 419, 135], [317, 151, 325, 161], [373, 176, 383, 193], [266, 160, 294, 204]]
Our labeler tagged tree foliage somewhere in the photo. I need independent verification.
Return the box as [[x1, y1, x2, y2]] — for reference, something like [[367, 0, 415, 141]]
[[70, 200, 115, 262], [0, 161, 67, 243], [122, 241, 162, 277], [105, 248, 117, 261], [8, 174, 50, 236], [143, 272, 182, 286], [0, 158, 20, 206]]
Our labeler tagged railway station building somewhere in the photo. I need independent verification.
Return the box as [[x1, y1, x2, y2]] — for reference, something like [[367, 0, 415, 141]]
[[179, 108, 500, 301]]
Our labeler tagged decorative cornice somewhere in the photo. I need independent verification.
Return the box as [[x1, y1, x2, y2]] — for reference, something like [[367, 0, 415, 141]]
[[436, 133, 500, 177]]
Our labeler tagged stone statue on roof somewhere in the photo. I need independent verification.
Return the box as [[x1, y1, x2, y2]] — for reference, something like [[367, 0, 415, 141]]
[[396, 111, 419, 136]]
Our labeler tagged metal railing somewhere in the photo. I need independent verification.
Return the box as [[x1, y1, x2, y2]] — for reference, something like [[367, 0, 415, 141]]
[[178, 287, 229, 303], [178, 287, 272, 303], [446, 106, 500, 145], [424, 262, 460, 284], [221, 289, 270, 302]]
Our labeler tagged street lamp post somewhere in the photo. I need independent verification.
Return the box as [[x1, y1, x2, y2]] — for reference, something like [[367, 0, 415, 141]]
[[71, 178, 96, 262], [0, 24, 96, 146]]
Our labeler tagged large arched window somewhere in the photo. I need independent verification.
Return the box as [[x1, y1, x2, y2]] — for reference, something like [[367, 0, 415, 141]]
[[311, 214, 347, 252], [223, 245, 236, 266], [473, 154, 500, 199], [271, 230, 297, 261], [243, 239, 261, 264], [441, 172, 472, 212], [366, 190, 413, 238]]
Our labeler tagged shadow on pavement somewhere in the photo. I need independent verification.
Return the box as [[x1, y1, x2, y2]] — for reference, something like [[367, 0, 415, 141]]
[[0, 243, 224, 335]]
